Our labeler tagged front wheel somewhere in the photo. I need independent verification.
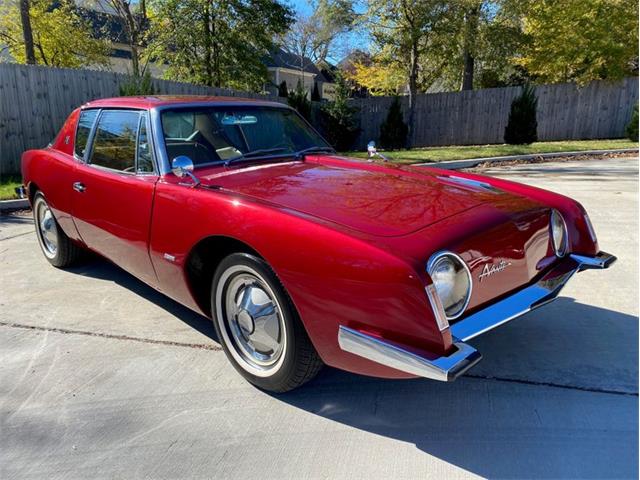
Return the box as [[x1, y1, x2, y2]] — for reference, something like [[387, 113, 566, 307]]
[[33, 192, 83, 267], [211, 253, 323, 392]]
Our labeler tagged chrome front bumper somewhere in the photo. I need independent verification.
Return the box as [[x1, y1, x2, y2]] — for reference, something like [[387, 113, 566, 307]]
[[338, 251, 616, 382]]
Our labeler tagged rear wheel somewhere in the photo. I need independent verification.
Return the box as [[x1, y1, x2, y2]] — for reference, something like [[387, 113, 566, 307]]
[[211, 253, 323, 392], [33, 192, 83, 267]]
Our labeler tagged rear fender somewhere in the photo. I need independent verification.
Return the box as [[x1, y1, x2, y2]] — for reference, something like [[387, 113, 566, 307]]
[[21, 108, 82, 242]]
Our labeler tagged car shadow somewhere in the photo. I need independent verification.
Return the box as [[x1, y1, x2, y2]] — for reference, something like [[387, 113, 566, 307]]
[[268, 299, 638, 479], [65, 254, 219, 343], [0, 212, 34, 224]]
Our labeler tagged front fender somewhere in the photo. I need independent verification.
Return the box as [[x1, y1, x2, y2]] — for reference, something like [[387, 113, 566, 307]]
[[149, 180, 448, 378]]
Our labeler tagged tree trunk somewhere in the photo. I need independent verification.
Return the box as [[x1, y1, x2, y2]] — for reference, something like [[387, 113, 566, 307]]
[[36, 37, 48, 65], [120, 2, 140, 77], [461, 50, 474, 90], [407, 40, 419, 148], [460, 4, 480, 91], [129, 44, 140, 77], [203, 3, 213, 86], [19, 0, 36, 64], [211, 16, 221, 87]]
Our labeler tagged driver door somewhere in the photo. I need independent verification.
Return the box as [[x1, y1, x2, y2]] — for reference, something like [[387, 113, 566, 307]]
[[71, 109, 159, 286]]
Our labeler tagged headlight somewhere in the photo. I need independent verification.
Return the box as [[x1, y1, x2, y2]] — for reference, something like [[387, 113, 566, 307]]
[[427, 252, 472, 322], [550, 210, 568, 257]]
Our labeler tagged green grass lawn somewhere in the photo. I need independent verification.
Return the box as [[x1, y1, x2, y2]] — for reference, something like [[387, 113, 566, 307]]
[[343, 139, 638, 164], [0, 175, 23, 201]]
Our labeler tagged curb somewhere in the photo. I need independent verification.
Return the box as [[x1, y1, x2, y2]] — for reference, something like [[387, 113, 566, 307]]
[[0, 198, 29, 212], [416, 148, 639, 170]]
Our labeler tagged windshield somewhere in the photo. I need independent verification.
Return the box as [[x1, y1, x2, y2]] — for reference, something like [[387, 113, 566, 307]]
[[160, 105, 331, 167]]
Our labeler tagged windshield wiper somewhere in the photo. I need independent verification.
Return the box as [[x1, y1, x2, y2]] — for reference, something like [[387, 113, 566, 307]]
[[294, 146, 336, 160], [224, 147, 291, 167], [224, 145, 335, 167]]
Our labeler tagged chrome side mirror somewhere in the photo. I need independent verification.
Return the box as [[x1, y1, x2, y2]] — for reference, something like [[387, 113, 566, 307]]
[[172, 155, 194, 177], [172, 156, 200, 186]]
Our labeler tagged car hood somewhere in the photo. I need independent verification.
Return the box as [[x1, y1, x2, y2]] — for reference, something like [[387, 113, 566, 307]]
[[200, 158, 517, 237]]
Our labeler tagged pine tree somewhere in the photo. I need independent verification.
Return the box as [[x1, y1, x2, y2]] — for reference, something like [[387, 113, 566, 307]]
[[287, 80, 312, 121], [311, 82, 322, 101], [504, 84, 538, 145], [278, 80, 288, 97], [379, 96, 408, 150], [319, 72, 359, 150], [119, 71, 156, 96]]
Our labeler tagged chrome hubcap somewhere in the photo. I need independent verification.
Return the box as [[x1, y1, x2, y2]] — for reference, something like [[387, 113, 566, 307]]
[[223, 273, 284, 369], [37, 200, 58, 256]]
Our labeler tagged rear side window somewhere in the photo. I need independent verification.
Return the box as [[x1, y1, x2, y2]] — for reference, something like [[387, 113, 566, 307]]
[[90, 110, 140, 172], [74, 109, 98, 158]]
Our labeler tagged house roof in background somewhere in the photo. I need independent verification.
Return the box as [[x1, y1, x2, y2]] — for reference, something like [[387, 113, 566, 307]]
[[338, 50, 372, 74], [79, 7, 129, 43], [265, 48, 322, 76], [317, 61, 337, 83]]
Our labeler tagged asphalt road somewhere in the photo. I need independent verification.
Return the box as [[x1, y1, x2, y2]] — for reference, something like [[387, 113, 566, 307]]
[[1, 157, 637, 479]]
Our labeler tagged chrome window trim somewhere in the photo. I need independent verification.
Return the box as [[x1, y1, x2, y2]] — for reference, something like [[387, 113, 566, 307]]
[[135, 113, 144, 173], [426, 250, 473, 321], [134, 111, 159, 175], [85, 108, 159, 177], [73, 108, 101, 163], [150, 107, 170, 175], [84, 163, 136, 177]]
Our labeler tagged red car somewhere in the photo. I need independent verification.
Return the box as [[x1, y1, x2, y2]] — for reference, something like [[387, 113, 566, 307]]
[[22, 96, 615, 392]]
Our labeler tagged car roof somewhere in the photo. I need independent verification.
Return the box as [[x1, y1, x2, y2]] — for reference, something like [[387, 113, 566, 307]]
[[83, 95, 287, 110]]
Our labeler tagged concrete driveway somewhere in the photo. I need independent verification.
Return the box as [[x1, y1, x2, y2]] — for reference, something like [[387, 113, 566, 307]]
[[1, 157, 637, 479]]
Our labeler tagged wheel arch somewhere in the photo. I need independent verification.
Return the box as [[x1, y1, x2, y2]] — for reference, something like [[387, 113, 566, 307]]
[[27, 181, 40, 204], [184, 234, 263, 317]]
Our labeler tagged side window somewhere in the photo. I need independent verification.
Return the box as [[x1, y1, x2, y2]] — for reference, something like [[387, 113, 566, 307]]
[[90, 110, 140, 172], [136, 114, 154, 173], [74, 109, 98, 158]]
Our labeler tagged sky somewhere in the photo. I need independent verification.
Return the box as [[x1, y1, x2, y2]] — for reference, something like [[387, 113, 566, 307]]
[[284, 0, 370, 64], [288, 0, 314, 16]]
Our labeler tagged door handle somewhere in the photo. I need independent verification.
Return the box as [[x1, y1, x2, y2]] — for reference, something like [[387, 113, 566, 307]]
[[73, 182, 86, 193]]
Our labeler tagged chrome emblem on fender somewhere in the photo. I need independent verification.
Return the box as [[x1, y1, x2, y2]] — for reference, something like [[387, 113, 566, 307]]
[[478, 260, 512, 282]]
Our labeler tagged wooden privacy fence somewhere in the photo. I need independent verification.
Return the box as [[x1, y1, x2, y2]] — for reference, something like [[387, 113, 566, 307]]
[[351, 77, 638, 149], [0, 62, 637, 174], [0, 63, 282, 175]]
